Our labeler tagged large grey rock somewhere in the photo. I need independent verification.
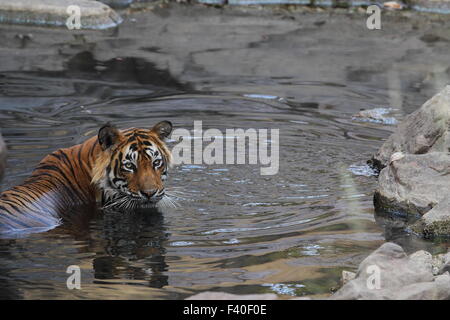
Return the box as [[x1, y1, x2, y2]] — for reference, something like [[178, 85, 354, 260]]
[[371, 86, 450, 170], [0, 0, 122, 29], [0, 132, 5, 181], [332, 243, 450, 300], [374, 152, 450, 216], [372, 86, 450, 237]]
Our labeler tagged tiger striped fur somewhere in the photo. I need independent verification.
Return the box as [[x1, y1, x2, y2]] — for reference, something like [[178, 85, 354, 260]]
[[0, 121, 173, 233]]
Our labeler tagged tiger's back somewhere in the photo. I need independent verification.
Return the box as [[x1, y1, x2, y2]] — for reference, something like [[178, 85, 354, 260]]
[[0, 136, 99, 232]]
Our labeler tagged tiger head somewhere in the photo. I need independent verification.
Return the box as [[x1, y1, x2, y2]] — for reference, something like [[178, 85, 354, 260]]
[[92, 121, 173, 210]]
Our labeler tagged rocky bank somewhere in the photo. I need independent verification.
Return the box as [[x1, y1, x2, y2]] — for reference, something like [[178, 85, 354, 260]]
[[0, 0, 122, 29], [372, 85, 450, 238]]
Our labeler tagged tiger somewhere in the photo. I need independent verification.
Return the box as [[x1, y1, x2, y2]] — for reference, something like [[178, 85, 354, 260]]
[[0, 121, 173, 234]]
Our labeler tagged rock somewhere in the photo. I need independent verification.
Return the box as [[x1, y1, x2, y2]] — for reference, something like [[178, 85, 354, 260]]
[[432, 252, 450, 275], [374, 152, 450, 216], [331, 243, 450, 300], [0, 0, 122, 29], [409, 250, 433, 274], [186, 292, 278, 300], [411, 198, 450, 238], [341, 270, 356, 286], [372, 86, 450, 237], [394, 273, 450, 300], [441, 253, 450, 274], [371, 86, 450, 171], [0, 132, 5, 181]]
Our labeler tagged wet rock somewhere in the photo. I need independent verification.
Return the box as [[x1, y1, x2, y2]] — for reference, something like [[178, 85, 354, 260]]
[[0, 132, 5, 181], [411, 197, 450, 238], [374, 152, 450, 216], [441, 253, 450, 273], [0, 0, 122, 29], [341, 270, 356, 286], [432, 252, 450, 275], [186, 292, 278, 300], [372, 86, 450, 237], [331, 243, 450, 300], [371, 86, 450, 170]]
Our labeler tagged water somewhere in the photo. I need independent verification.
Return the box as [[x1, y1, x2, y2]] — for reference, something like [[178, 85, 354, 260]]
[[1, 6, 450, 299], [0, 68, 437, 299]]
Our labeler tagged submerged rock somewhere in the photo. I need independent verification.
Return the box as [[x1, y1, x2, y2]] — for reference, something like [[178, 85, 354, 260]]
[[372, 86, 450, 237], [0, 0, 122, 29], [332, 243, 450, 300], [352, 107, 398, 125], [0, 132, 5, 181]]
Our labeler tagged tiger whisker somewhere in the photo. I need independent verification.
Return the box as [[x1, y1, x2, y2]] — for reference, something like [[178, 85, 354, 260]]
[[165, 192, 187, 201]]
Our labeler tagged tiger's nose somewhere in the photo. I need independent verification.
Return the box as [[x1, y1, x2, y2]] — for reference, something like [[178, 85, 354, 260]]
[[142, 189, 165, 200]]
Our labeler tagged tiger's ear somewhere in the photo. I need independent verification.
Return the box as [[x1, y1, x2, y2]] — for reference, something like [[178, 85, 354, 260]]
[[150, 121, 173, 140], [98, 122, 121, 150]]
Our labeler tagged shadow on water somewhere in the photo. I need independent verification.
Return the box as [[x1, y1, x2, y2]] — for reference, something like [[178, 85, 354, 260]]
[[64, 51, 189, 91], [374, 209, 450, 255], [0, 206, 170, 298], [90, 208, 169, 289]]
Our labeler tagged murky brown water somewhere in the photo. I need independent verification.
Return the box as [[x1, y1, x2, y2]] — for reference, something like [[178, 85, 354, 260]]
[[1, 4, 450, 299]]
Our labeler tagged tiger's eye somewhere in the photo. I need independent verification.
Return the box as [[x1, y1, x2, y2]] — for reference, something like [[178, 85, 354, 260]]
[[153, 159, 161, 167], [124, 162, 134, 170]]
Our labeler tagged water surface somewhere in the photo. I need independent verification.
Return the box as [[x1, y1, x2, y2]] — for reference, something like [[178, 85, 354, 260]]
[[1, 6, 450, 299]]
